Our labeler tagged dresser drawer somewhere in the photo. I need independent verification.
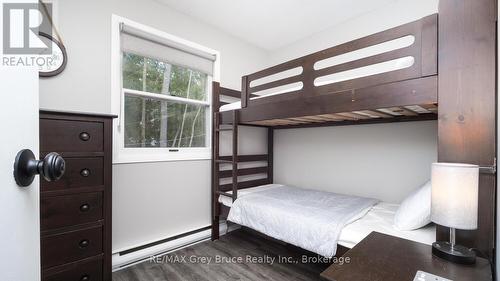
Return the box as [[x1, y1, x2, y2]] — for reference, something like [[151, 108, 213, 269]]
[[40, 119, 103, 152], [42, 226, 103, 269], [41, 193, 103, 230], [43, 257, 103, 281], [41, 157, 103, 191]]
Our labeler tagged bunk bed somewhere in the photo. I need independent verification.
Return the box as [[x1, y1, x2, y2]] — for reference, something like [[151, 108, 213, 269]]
[[211, 14, 438, 257], [217, 14, 438, 128], [211, 7, 496, 260]]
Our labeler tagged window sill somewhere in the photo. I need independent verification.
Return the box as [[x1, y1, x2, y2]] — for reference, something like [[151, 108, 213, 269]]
[[113, 150, 211, 164]]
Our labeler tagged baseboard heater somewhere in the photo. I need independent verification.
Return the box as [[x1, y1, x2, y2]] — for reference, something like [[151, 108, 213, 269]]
[[112, 222, 237, 270]]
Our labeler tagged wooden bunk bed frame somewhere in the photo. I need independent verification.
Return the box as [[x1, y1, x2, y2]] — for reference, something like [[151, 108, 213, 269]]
[[212, 0, 497, 261], [220, 14, 438, 127]]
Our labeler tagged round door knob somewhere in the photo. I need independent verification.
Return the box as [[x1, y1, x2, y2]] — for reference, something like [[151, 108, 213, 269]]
[[80, 169, 90, 177], [80, 204, 90, 212], [40, 152, 66, 182], [79, 239, 90, 248], [80, 274, 90, 281], [79, 132, 90, 141], [13, 149, 66, 187]]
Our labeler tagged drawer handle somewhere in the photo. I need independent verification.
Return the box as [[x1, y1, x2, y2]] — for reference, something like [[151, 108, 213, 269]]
[[80, 204, 90, 212], [79, 239, 90, 248], [80, 169, 91, 177], [80, 275, 90, 281], [79, 132, 90, 141]]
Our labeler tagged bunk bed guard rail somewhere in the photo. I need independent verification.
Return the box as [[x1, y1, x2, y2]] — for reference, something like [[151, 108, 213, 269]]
[[240, 14, 438, 109]]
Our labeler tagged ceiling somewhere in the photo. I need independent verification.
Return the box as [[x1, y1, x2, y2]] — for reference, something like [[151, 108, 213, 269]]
[[157, 0, 397, 50]]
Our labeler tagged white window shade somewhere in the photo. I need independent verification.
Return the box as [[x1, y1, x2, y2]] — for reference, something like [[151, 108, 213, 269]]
[[121, 24, 215, 75]]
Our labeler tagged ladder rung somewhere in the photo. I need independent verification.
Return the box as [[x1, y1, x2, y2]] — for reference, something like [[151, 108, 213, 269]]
[[216, 191, 233, 198], [215, 159, 233, 164]]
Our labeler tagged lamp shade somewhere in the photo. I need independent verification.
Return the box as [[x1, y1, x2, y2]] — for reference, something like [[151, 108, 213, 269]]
[[431, 163, 479, 230]]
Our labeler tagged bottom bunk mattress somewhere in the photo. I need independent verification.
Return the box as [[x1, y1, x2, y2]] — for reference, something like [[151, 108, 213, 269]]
[[338, 202, 435, 248], [221, 184, 378, 257], [219, 184, 435, 257]]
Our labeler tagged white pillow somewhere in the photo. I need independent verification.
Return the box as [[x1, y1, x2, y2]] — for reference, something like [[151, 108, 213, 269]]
[[393, 181, 431, 231]]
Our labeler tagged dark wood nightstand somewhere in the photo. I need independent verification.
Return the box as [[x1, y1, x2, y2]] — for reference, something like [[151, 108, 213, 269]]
[[321, 232, 492, 281]]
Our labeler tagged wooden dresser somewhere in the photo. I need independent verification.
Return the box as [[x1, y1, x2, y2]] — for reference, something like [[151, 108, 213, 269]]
[[39, 110, 115, 281]]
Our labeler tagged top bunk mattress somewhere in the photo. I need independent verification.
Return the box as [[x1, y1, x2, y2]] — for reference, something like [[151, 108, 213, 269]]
[[220, 101, 242, 112]]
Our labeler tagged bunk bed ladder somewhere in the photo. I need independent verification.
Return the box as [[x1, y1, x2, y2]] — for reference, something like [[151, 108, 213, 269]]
[[212, 108, 238, 240], [213, 111, 238, 200]]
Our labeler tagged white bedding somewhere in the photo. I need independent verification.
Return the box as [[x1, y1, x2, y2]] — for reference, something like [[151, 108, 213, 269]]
[[220, 101, 242, 112], [227, 184, 378, 257], [338, 202, 435, 248], [218, 184, 279, 206], [219, 184, 435, 253], [220, 86, 300, 112]]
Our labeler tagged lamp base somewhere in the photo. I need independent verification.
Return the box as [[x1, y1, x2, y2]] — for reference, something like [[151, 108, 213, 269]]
[[432, 241, 476, 265]]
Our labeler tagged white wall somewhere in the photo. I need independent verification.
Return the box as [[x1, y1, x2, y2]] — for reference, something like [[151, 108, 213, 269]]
[[275, 121, 437, 203], [270, 0, 439, 203], [39, 0, 268, 252], [268, 0, 439, 64]]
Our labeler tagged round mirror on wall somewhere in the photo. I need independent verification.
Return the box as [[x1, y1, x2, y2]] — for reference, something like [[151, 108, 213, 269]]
[[37, 32, 67, 77]]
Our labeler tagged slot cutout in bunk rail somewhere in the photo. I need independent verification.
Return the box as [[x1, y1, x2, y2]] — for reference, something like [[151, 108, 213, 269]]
[[251, 82, 304, 98], [314, 56, 415, 86], [313, 35, 416, 70], [250, 67, 303, 87], [249, 66, 304, 97]]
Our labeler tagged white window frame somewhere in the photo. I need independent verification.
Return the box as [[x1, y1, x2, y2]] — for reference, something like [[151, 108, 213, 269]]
[[111, 15, 220, 163]]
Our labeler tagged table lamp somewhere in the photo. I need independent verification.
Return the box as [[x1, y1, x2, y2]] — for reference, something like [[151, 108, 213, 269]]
[[431, 162, 479, 264]]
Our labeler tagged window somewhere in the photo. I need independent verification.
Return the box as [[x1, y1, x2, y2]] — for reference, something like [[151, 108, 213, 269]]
[[111, 16, 219, 163], [122, 53, 208, 148]]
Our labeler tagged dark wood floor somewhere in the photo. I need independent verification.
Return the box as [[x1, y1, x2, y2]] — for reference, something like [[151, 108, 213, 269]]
[[113, 229, 330, 281]]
